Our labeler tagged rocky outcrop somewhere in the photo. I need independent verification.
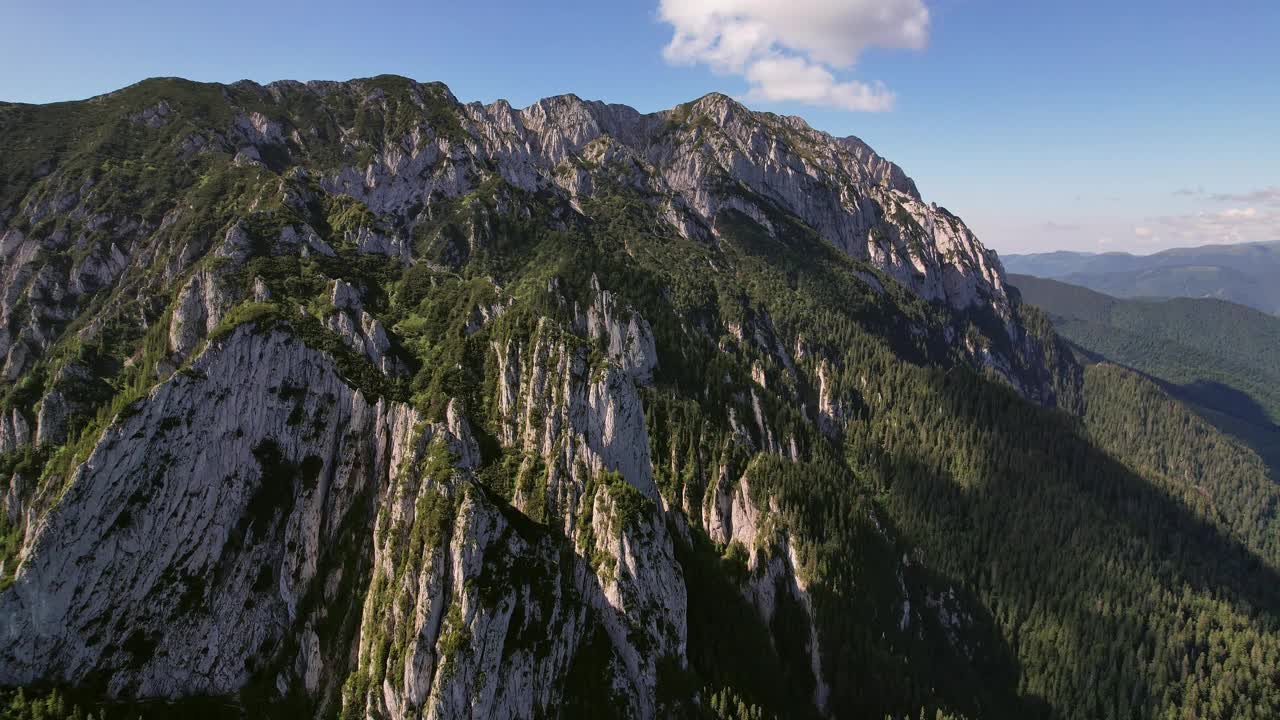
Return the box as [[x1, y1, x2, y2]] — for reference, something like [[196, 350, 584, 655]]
[[485, 299, 687, 714], [34, 391, 69, 447], [704, 463, 831, 714], [347, 227, 411, 264], [325, 280, 405, 376], [579, 477, 686, 718], [0, 408, 30, 455], [2, 472, 31, 528], [494, 317, 658, 516], [815, 361, 844, 439], [131, 101, 172, 129], [353, 464, 589, 719], [278, 224, 335, 258], [168, 269, 234, 357], [69, 241, 129, 296], [575, 274, 658, 385], [32, 363, 96, 447]]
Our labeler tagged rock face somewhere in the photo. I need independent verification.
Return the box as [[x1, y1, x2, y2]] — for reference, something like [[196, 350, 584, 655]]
[[704, 464, 830, 712], [169, 269, 234, 357], [0, 328, 416, 695], [0, 409, 30, 455], [0, 317, 688, 717], [1, 206, 699, 716], [577, 274, 658, 384], [0, 76, 1068, 718]]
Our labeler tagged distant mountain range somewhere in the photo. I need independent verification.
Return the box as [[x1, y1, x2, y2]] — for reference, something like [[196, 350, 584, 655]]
[[1003, 240, 1280, 314], [1011, 272, 1280, 472]]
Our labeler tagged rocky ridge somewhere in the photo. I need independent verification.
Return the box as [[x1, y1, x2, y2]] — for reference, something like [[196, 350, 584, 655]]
[[0, 76, 1069, 718]]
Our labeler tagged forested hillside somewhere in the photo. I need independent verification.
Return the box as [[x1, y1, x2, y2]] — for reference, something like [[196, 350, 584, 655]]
[[1011, 273, 1280, 471]]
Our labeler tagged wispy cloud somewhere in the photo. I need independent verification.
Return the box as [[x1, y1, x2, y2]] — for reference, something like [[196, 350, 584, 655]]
[[1218, 207, 1259, 219], [657, 0, 929, 111], [1171, 185, 1280, 207], [1209, 186, 1280, 206], [1132, 207, 1279, 247], [742, 55, 896, 111], [990, 203, 1278, 254]]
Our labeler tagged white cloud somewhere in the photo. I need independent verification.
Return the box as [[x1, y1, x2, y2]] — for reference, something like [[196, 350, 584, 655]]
[[742, 55, 895, 111], [658, 0, 929, 111], [985, 205, 1279, 254]]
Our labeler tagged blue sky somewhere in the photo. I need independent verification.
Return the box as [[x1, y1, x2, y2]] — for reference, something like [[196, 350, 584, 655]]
[[2, 0, 1277, 254]]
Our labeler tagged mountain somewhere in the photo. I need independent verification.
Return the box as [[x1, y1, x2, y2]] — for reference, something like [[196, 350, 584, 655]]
[[1003, 241, 1280, 314], [1010, 272, 1280, 471], [1001, 249, 1139, 277], [1, 76, 1278, 720]]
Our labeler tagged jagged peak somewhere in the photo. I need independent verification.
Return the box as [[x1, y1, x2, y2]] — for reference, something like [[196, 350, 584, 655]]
[[60, 76, 891, 187], [660, 94, 917, 199], [485, 97, 514, 113], [530, 91, 589, 106], [518, 92, 644, 121], [519, 92, 600, 121], [664, 91, 750, 128], [689, 91, 746, 112]]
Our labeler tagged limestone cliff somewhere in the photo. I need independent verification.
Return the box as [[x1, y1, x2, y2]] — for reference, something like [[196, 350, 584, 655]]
[[0, 75, 1074, 718]]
